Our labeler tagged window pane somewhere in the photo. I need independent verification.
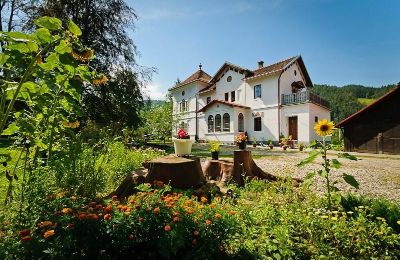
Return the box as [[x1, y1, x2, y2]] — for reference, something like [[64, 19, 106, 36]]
[[207, 97, 211, 104], [225, 93, 229, 101], [208, 115, 214, 132], [231, 91, 235, 102], [223, 113, 230, 132], [215, 114, 221, 132], [254, 85, 261, 98], [238, 113, 244, 132], [254, 117, 261, 131]]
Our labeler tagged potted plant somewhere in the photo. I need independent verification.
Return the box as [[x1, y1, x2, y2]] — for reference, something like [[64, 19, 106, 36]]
[[299, 142, 305, 151], [172, 128, 194, 156], [208, 140, 221, 160], [287, 135, 295, 149], [268, 140, 274, 149], [281, 137, 288, 151], [235, 133, 247, 150], [252, 136, 257, 147]]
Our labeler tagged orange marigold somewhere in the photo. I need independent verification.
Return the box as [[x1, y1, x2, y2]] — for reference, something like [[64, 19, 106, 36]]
[[104, 214, 112, 221], [43, 230, 55, 239], [78, 213, 87, 220], [173, 217, 180, 222], [61, 208, 73, 214], [206, 219, 212, 225], [38, 221, 53, 228], [200, 197, 208, 203], [153, 207, 160, 214], [214, 213, 222, 220], [229, 210, 236, 216], [104, 205, 113, 213], [164, 225, 171, 232]]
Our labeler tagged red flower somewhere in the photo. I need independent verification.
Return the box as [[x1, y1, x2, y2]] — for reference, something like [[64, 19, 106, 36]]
[[18, 229, 30, 237], [176, 128, 189, 139], [21, 236, 32, 242], [104, 205, 113, 213], [104, 214, 112, 221], [164, 225, 171, 232], [205, 219, 212, 225]]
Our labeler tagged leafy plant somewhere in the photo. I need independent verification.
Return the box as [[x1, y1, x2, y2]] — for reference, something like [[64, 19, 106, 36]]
[[297, 119, 359, 209], [208, 140, 221, 152]]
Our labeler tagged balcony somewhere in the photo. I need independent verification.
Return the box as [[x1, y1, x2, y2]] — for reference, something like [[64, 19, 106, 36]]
[[281, 90, 330, 109]]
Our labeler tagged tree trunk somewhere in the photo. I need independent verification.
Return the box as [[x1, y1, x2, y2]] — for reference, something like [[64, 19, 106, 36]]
[[202, 159, 234, 184]]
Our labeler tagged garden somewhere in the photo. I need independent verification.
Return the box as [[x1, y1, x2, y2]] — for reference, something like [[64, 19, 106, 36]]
[[0, 16, 400, 259]]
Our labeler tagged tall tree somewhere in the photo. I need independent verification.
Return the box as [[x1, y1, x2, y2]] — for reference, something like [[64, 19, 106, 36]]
[[24, 0, 154, 128], [0, 0, 28, 32]]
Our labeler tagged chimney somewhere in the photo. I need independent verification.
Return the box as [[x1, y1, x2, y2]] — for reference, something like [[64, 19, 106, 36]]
[[258, 60, 264, 69]]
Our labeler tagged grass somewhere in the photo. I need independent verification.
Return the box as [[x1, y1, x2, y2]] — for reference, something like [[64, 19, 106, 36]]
[[358, 98, 376, 106]]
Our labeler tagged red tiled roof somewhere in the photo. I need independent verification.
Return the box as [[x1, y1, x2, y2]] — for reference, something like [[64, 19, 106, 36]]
[[198, 83, 216, 94], [197, 99, 250, 113], [336, 83, 400, 127], [169, 69, 211, 91], [250, 56, 297, 77]]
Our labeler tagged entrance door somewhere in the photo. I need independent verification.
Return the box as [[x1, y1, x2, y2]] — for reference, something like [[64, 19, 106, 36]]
[[288, 116, 298, 140]]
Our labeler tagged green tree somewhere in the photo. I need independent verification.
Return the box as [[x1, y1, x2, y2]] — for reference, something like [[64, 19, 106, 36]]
[[23, 0, 154, 128], [143, 99, 175, 146]]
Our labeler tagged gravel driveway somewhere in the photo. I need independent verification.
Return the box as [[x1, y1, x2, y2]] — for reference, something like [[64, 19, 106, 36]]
[[254, 152, 400, 202]]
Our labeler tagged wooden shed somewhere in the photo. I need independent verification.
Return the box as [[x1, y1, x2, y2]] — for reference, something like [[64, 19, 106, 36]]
[[337, 83, 400, 154]]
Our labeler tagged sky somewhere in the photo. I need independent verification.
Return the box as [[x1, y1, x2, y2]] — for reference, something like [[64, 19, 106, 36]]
[[126, 0, 400, 100]]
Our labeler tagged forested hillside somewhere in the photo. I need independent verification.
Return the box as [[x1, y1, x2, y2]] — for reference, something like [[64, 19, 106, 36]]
[[311, 84, 397, 122]]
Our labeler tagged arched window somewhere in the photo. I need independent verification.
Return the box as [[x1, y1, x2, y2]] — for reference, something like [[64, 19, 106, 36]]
[[238, 113, 244, 132], [215, 114, 221, 132], [208, 115, 214, 133], [223, 113, 230, 132]]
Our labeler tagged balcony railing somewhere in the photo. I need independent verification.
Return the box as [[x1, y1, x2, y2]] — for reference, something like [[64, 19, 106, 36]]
[[281, 90, 330, 109]]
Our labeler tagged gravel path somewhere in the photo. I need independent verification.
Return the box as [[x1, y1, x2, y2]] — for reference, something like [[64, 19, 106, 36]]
[[254, 152, 400, 202]]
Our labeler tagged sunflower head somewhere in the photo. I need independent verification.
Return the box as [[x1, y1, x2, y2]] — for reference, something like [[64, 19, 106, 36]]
[[314, 119, 335, 136]]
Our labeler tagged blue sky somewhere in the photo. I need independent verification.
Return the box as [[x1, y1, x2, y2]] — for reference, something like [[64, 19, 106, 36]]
[[126, 0, 400, 99]]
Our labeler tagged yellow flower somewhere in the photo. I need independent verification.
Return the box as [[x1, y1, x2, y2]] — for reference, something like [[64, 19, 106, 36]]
[[314, 119, 335, 137], [92, 75, 108, 86], [397, 220, 400, 225]]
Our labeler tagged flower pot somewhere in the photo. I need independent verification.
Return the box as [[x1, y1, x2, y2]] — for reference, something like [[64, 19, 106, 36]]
[[252, 143, 257, 148], [173, 138, 194, 156], [269, 145, 274, 150], [282, 146, 288, 151], [238, 142, 246, 150], [211, 151, 219, 160], [299, 147, 304, 151]]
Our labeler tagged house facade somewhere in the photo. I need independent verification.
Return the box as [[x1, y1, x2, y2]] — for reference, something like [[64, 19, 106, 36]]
[[169, 56, 330, 144]]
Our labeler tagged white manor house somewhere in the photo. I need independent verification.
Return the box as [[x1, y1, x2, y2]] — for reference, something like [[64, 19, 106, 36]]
[[169, 56, 330, 144]]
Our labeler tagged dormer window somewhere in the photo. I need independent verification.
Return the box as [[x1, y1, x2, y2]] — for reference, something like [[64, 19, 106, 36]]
[[227, 76, 232, 82]]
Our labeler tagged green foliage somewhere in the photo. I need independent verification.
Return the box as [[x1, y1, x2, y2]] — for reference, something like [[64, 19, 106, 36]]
[[298, 136, 359, 209], [208, 140, 221, 152], [311, 84, 396, 122]]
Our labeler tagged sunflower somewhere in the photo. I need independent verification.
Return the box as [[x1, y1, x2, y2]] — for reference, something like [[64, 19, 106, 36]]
[[314, 119, 335, 136]]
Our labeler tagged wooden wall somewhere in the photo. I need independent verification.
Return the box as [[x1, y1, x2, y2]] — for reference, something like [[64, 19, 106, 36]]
[[342, 89, 400, 154]]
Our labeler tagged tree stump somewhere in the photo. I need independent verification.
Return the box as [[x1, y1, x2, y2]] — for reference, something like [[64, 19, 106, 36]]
[[202, 150, 302, 187], [144, 155, 206, 189], [202, 159, 234, 184], [108, 168, 148, 199]]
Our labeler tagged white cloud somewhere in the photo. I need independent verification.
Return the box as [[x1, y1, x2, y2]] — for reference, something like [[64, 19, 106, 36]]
[[144, 82, 166, 100]]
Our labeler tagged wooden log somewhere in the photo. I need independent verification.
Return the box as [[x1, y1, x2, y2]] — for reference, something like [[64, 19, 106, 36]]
[[144, 155, 206, 189]]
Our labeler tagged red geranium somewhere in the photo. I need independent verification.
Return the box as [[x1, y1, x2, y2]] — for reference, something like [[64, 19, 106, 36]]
[[176, 128, 189, 139]]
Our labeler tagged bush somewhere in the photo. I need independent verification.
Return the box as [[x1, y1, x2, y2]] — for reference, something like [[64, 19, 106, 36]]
[[3, 185, 238, 259]]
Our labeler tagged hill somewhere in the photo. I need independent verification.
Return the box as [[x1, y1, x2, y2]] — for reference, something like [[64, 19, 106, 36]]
[[311, 84, 397, 123]]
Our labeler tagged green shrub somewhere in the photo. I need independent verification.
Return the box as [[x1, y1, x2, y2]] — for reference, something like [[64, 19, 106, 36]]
[[3, 185, 238, 259]]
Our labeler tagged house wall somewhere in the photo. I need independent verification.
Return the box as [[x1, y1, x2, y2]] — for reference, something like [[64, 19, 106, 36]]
[[202, 103, 237, 143], [309, 103, 331, 142], [281, 103, 310, 143], [245, 74, 279, 108], [214, 69, 246, 105], [280, 61, 308, 95]]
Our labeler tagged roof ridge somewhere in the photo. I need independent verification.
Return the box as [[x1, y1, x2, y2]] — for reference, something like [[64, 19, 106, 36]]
[[254, 55, 298, 72]]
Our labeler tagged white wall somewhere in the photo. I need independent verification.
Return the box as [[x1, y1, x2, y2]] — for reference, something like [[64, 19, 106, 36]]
[[309, 103, 331, 142], [214, 69, 246, 105], [244, 107, 279, 142], [245, 74, 279, 108], [280, 61, 308, 95], [281, 103, 311, 143]]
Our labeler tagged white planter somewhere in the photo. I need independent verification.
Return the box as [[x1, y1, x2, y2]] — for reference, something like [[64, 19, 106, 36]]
[[173, 138, 194, 156]]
